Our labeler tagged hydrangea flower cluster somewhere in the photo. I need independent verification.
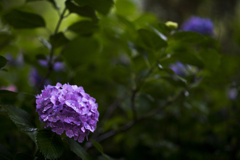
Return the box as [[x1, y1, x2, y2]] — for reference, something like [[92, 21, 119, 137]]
[[36, 83, 99, 143], [181, 16, 214, 35]]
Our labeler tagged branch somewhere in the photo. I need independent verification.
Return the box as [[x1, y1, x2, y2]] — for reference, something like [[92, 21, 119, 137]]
[[85, 90, 185, 150], [84, 97, 125, 150], [130, 62, 158, 121]]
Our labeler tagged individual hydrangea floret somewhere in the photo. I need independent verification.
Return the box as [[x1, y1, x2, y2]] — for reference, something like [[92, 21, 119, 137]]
[[36, 83, 99, 143], [181, 16, 214, 35]]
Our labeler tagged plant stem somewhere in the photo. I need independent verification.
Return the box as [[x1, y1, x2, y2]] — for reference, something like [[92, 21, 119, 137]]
[[39, 7, 67, 90]]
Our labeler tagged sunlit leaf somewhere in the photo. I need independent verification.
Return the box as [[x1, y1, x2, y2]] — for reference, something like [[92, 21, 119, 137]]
[[115, 0, 135, 16], [26, 0, 59, 10]]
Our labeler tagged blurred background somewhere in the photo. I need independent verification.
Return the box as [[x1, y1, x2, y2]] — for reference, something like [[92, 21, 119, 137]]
[[0, 0, 240, 159]]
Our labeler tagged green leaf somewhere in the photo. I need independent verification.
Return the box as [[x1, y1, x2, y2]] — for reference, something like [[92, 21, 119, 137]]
[[199, 49, 221, 72], [47, 0, 59, 9], [138, 29, 167, 51], [26, 0, 59, 10], [172, 31, 205, 44], [116, 15, 136, 32], [158, 64, 175, 74], [63, 37, 100, 69], [102, 154, 116, 160], [161, 76, 187, 87], [1, 105, 37, 132], [65, 1, 98, 21], [65, 138, 92, 160], [158, 23, 170, 35], [68, 20, 98, 35], [50, 32, 69, 48], [0, 90, 18, 104], [14, 153, 34, 160], [36, 129, 64, 160], [3, 9, 45, 29], [0, 55, 7, 68], [115, 0, 135, 16], [0, 32, 15, 51], [91, 140, 103, 154], [0, 144, 13, 160], [74, 0, 114, 15]]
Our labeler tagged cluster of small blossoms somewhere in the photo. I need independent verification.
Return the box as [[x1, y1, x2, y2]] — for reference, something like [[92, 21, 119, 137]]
[[181, 16, 214, 35], [36, 83, 99, 143]]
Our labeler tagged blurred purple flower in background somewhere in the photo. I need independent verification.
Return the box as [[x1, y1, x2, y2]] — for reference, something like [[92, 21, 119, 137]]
[[169, 61, 188, 76], [36, 83, 99, 143], [5, 53, 24, 67], [181, 16, 214, 35], [227, 87, 238, 101], [38, 56, 65, 72], [29, 68, 50, 87]]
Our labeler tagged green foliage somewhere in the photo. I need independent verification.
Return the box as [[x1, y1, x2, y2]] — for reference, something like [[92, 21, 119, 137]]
[[3, 10, 45, 29], [65, 1, 98, 21], [138, 29, 167, 51], [66, 138, 92, 160], [0, 0, 239, 159], [14, 153, 34, 160], [63, 37, 100, 69], [172, 31, 205, 44], [74, 0, 114, 15], [1, 105, 36, 132], [0, 144, 13, 160], [68, 20, 98, 35], [0, 55, 7, 68], [50, 32, 69, 48], [36, 129, 64, 159], [0, 33, 15, 51], [1, 105, 37, 142]]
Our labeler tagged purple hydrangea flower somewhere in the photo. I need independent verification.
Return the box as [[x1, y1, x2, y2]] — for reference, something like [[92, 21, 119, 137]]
[[181, 16, 214, 35], [36, 83, 99, 143], [169, 61, 188, 76], [38, 56, 64, 71]]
